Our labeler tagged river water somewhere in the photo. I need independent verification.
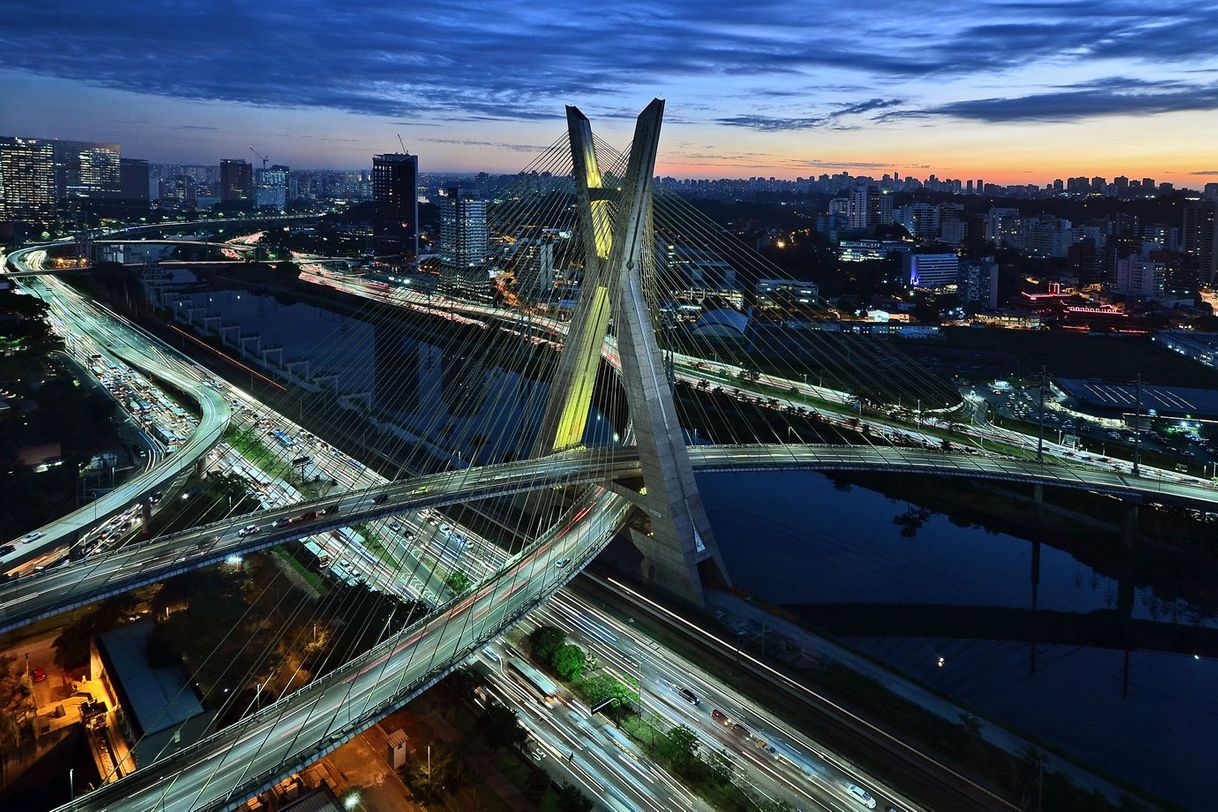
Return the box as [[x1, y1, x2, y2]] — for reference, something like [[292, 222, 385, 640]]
[[700, 469, 1218, 809]]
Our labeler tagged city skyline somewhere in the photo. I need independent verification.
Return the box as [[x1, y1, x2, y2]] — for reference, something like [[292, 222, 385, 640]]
[[2, 2, 1217, 185]]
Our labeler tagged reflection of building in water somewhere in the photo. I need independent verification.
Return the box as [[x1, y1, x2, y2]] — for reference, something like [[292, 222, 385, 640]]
[[442, 352, 489, 418], [90, 620, 214, 769], [373, 321, 419, 414]]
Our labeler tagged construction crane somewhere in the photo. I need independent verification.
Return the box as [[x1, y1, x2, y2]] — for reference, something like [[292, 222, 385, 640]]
[[396, 134, 409, 155], [249, 146, 269, 170]]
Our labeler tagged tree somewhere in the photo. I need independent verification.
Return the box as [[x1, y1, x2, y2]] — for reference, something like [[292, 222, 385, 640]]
[[551, 643, 586, 681], [555, 781, 594, 812], [529, 625, 566, 662], [579, 673, 631, 709], [405, 744, 462, 802], [475, 703, 526, 751]]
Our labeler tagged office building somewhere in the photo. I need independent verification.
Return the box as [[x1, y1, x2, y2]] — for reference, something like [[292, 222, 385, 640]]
[[119, 158, 150, 214], [0, 137, 55, 227], [439, 186, 488, 297], [52, 140, 120, 219], [372, 152, 419, 257], [515, 229, 559, 300], [1182, 202, 1218, 286], [255, 164, 289, 210], [219, 159, 253, 205], [755, 278, 818, 309], [903, 252, 959, 288]]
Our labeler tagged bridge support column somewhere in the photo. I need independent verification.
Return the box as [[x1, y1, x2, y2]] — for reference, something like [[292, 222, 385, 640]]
[[1032, 483, 1043, 508], [1121, 500, 1140, 547], [140, 496, 154, 537], [533, 100, 729, 605]]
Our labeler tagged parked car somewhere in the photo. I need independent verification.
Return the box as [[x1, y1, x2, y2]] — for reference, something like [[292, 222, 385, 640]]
[[31, 667, 47, 683]]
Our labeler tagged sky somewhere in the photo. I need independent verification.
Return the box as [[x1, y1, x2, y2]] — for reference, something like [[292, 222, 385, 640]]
[[2, 0, 1217, 186]]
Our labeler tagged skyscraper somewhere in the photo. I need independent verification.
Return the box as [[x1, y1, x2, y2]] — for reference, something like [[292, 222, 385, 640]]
[[372, 152, 418, 257], [52, 139, 120, 220], [848, 185, 893, 230], [0, 136, 55, 228], [254, 164, 289, 210], [119, 158, 150, 214], [219, 159, 253, 205], [1182, 202, 1218, 286], [439, 186, 488, 297]]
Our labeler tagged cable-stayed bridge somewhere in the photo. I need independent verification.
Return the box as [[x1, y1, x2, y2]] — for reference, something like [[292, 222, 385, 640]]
[[1, 100, 1209, 811]]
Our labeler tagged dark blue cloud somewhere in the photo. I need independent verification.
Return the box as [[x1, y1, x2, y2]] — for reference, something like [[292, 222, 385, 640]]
[[889, 78, 1218, 122], [0, 1, 1216, 124], [717, 98, 904, 131]]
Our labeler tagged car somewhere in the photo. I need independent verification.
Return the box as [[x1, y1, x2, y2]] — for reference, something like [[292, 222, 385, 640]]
[[389, 522, 403, 532], [480, 646, 501, 664], [23, 532, 42, 543], [31, 667, 47, 683], [321, 506, 340, 516], [0, 544, 15, 557], [372, 494, 389, 505], [554, 558, 571, 569], [271, 518, 287, 529], [238, 524, 260, 537], [847, 783, 877, 809], [678, 687, 700, 705]]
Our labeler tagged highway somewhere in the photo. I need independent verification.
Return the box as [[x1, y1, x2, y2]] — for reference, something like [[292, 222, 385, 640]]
[[58, 488, 633, 812], [5, 437, 1214, 639], [9, 223, 1192, 810], [2, 247, 232, 568]]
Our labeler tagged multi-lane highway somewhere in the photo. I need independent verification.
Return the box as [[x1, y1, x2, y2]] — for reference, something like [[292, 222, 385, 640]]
[[2, 248, 231, 567], [9, 224, 1199, 811], [60, 489, 633, 812]]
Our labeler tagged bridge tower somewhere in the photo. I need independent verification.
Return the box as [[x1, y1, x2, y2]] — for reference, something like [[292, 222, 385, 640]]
[[533, 99, 729, 604]]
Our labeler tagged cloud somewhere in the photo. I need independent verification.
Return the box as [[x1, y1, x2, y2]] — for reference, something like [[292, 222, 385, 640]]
[[891, 78, 1218, 123], [421, 137, 552, 153], [175, 124, 218, 131], [717, 98, 903, 131], [1, 1, 1217, 127], [1191, 169, 1218, 175]]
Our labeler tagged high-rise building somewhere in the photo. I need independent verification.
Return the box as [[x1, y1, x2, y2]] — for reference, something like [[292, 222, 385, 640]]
[[1204, 183, 1218, 203], [960, 258, 999, 309], [51, 140, 120, 220], [1182, 202, 1218, 286], [372, 152, 419, 257], [119, 158, 150, 214], [439, 186, 488, 297], [894, 203, 939, 239], [0, 137, 56, 228], [219, 159, 253, 205], [515, 229, 559, 300], [848, 185, 893, 229], [1115, 244, 1166, 297], [254, 164, 289, 210]]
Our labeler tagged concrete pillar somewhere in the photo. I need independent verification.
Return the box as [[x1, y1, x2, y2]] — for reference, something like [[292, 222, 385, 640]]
[[1032, 482, 1043, 507], [1030, 539, 1041, 611], [1121, 501, 1140, 547], [140, 497, 154, 537]]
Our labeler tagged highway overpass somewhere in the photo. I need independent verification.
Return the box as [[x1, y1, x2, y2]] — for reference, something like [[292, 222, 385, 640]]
[[2, 251, 232, 567], [5, 442, 1215, 636]]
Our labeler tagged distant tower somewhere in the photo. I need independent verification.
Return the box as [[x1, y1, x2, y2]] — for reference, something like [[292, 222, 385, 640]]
[[219, 159, 253, 206], [438, 186, 489, 297], [372, 152, 419, 257], [0, 137, 55, 228]]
